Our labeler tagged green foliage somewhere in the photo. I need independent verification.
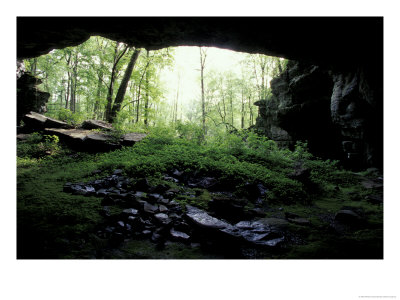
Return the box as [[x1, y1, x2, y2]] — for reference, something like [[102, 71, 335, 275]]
[[49, 108, 86, 125], [17, 133, 60, 158]]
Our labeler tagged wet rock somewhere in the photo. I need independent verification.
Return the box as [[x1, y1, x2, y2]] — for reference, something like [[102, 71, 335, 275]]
[[170, 228, 191, 243], [143, 202, 159, 214], [116, 221, 125, 230], [151, 232, 163, 243], [185, 205, 231, 230], [154, 213, 171, 225], [159, 204, 169, 212], [122, 208, 139, 216], [96, 189, 108, 197], [142, 230, 152, 237], [172, 169, 184, 179], [164, 176, 179, 183], [113, 169, 123, 175], [67, 184, 95, 196], [147, 193, 162, 203]]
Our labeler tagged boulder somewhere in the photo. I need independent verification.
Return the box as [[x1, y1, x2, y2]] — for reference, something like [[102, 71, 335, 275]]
[[185, 205, 231, 230], [154, 213, 171, 225], [169, 228, 191, 243], [143, 202, 159, 214]]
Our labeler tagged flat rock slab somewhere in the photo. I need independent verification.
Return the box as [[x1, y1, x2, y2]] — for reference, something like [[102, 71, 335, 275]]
[[81, 119, 113, 131], [186, 205, 231, 230], [45, 128, 92, 142], [24, 111, 72, 129], [44, 128, 145, 152]]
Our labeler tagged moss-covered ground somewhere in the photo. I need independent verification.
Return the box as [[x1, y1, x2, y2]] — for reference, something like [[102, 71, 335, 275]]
[[17, 128, 383, 259]]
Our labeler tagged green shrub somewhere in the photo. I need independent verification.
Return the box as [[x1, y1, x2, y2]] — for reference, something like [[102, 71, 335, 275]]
[[17, 133, 60, 158]]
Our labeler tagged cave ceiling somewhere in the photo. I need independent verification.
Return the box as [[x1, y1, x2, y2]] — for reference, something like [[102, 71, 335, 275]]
[[17, 17, 383, 71]]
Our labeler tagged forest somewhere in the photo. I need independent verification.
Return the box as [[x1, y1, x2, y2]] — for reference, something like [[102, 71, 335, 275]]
[[22, 36, 286, 134], [17, 36, 383, 259]]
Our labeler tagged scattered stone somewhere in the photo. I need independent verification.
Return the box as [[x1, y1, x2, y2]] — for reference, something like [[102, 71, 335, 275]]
[[164, 176, 179, 183], [143, 202, 159, 214], [170, 228, 191, 242], [113, 169, 123, 175], [159, 204, 169, 212], [122, 208, 139, 216], [147, 193, 162, 203], [97, 189, 108, 197], [186, 205, 231, 230], [142, 230, 152, 237], [154, 213, 171, 225], [117, 221, 125, 229], [172, 169, 184, 178], [151, 232, 163, 243]]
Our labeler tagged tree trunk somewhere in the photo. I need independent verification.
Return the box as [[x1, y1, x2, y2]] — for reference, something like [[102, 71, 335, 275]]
[[93, 68, 103, 119], [144, 50, 150, 126], [105, 43, 128, 122], [200, 47, 207, 136], [109, 48, 141, 123]]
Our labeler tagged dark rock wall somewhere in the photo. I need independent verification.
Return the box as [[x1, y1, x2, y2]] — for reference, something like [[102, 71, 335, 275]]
[[254, 61, 383, 169], [17, 65, 50, 126]]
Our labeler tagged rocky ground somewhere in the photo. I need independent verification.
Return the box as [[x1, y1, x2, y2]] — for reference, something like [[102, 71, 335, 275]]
[[61, 167, 383, 259]]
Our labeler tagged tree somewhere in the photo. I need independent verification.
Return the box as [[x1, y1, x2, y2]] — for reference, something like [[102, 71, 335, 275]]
[[199, 47, 207, 136], [108, 48, 141, 123], [105, 42, 129, 121]]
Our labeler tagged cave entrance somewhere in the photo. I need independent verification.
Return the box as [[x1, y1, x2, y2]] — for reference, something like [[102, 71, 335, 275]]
[[20, 37, 288, 137]]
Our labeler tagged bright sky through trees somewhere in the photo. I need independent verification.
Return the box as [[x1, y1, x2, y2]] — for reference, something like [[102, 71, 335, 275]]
[[160, 46, 249, 107]]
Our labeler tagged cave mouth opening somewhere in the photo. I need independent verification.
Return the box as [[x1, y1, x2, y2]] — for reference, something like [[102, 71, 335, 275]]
[[20, 36, 289, 137]]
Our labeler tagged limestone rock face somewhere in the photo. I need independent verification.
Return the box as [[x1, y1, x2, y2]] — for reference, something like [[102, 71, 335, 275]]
[[17, 73, 50, 125], [254, 61, 382, 169]]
